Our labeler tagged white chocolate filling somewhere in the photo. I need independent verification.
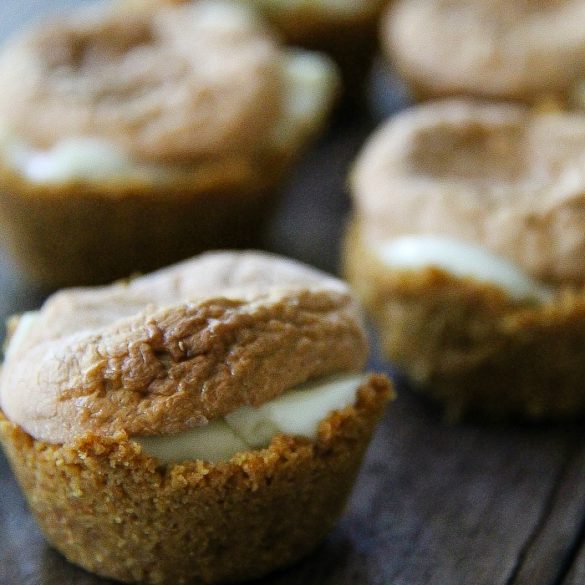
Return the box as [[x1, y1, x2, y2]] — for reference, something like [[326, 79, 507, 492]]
[[376, 235, 554, 303], [0, 50, 336, 184], [10, 138, 136, 184], [136, 373, 366, 463], [137, 420, 250, 464]]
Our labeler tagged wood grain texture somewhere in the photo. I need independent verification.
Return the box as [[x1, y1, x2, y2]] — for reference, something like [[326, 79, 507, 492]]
[[565, 541, 585, 585], [250, 397, 577, 585], [511, 440, 585, 585]]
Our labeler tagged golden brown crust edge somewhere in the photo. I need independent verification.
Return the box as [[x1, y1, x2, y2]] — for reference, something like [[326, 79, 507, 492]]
[[344, 220, 585, 421], [0, 374, 393, 585]]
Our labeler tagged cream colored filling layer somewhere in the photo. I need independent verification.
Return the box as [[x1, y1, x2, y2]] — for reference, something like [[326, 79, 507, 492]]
[[136, 373, 365, 463], [376, 235, 553, 303], [0, 51, 337, 184], [7, 138, 136, 184]]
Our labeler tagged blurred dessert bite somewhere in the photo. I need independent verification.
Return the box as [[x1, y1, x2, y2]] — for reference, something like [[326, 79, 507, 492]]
[[0, 0, 339, 287], [383, 0, 585, 106], [345, 99, 585, 420]]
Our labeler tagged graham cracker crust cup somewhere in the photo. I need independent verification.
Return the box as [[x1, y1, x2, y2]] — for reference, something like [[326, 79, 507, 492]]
[[0, 374, 392, 585], [0, 155, 285, 288], [344, 224, 585, 421], [0, 250, 393, 582]]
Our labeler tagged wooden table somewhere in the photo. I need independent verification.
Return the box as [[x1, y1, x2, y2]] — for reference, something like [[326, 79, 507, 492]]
[[2, 3, 585, 585]]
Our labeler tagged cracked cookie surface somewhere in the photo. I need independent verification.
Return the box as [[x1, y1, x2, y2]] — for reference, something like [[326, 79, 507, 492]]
[[0, 251, 367, 443]]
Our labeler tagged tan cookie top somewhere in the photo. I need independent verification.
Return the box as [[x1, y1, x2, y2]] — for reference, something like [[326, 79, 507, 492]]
[[384, 0, 585, 102], [0, 252, 367, 444], [0, 1, 284, 162], [351, 99, 585, 286]]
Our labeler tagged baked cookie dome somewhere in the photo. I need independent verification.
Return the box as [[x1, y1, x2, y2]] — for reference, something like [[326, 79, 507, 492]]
[[344, 99, 585, 419], [0, 250, 392, 584], [0, 1, 339, 286], [383, 0, 585, 104]]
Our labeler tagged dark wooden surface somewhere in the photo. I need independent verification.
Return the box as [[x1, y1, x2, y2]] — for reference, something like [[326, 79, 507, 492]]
[[2, 3, 585, 585]]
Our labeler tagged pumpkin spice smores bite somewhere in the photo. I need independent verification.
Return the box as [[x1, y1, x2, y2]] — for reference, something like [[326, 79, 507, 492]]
[[344, 99, 585, 420], [383, 0, 585, 105], [0, 250, 392, 585], [0, 0, 339, 287]]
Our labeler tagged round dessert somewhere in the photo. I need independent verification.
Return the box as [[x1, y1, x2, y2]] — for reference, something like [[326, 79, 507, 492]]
[[344, 99, 585, 420], [153, 0, 386, 105], [0, 0, 339, 287], [383, 0, 585, 104], [0, 250, 392, 584]]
